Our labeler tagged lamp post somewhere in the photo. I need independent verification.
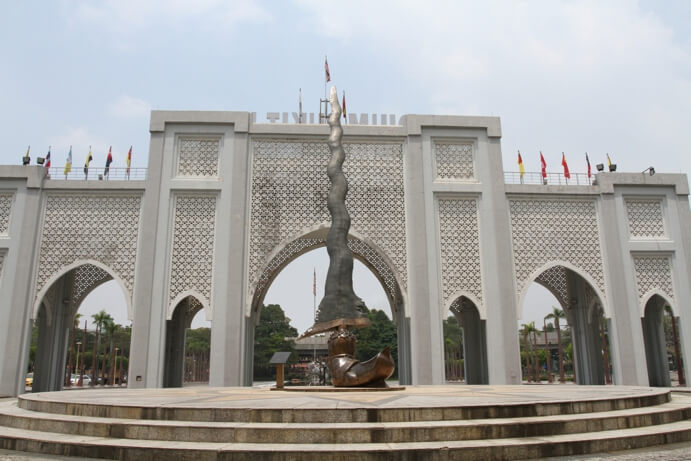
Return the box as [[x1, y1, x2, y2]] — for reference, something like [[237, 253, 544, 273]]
[[112, 348, 119, 386], [75, 341, 82, 387]]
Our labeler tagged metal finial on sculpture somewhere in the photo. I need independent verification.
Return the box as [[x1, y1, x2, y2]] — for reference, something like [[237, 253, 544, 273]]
[[301, 86, 370, 337]]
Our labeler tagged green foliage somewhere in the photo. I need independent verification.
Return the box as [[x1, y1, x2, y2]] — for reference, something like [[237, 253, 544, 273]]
[[186, 327, 211, 354], [353, 309, 398, 378], [443, 316, 463, 352], [253, 304, 298, 381]]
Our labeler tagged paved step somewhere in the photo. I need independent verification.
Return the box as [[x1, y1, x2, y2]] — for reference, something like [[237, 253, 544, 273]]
[[0, 418, 690, 460], [17, 388, 670, 423], [0, 396, 689, 444]]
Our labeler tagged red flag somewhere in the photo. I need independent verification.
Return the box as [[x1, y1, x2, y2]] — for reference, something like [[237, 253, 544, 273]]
[[585, 152, 591, 178], [324, 56, 331, 82], [45, 146, 51, 169], [540, 151, 547, 178], [561, 152, 570, 179], [342, 91, 347, 119], [105, 146, 113, 168], [313, 268, 316, 296], [517, 150, 525, 177]]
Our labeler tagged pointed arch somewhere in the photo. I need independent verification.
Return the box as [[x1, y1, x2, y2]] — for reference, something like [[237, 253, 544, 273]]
[[443, 290, 485, 320], [640, 290, 676, 318], [518, 260, 609, 320], [33, 259, 133, 320], [168, 290, 211, 321]]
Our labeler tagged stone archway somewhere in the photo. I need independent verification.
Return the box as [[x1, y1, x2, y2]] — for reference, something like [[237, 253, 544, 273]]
[[30, 262, 128, 393], [448, 296, 488, 384], [641, 294, 685, 387], [163, 295, 205, 388], [527, 264, 612, 385], [245, 231, 411, 385]]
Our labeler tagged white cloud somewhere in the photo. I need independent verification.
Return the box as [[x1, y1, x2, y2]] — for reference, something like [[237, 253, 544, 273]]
[[296, 0, 691, 174], [108, 95, 151, 120]]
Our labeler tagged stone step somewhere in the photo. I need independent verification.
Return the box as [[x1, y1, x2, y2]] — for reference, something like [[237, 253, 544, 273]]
[[0, 395, 689, 445], [0, 417, 689, 460], [17, 388, 670, 423]]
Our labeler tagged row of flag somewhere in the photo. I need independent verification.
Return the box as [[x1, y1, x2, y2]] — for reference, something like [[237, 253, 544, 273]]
[[517, 151, 614, 181], [24, 145, 133, 177]]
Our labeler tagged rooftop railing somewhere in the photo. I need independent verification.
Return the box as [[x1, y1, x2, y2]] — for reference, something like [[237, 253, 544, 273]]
[[504, 171, 593, 186], [46, 167, 147, 181]]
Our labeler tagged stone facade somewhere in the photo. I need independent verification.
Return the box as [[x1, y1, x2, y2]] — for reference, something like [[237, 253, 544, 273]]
[[0, 111, 689, 396]]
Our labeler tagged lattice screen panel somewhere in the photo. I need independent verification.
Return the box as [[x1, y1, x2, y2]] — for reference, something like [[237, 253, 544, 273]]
[[633, 255, 674, 302], [434, 142, 474, 181], [176, 138, 220, 178], [509, 199, 605, 300], [36, 194, 142, 300], [437, 198, 483, 308], [626, 199, 665, 239], [0, 193, 14, 235], [168, 194, 217, 305], [249, 141, 407, 301]]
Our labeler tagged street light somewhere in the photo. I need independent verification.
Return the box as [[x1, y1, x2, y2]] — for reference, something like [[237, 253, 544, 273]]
[[75, 341, 82, 387]]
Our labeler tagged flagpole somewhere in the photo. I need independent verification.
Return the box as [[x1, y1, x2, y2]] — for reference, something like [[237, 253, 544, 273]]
[[313, 267, 317, 361]]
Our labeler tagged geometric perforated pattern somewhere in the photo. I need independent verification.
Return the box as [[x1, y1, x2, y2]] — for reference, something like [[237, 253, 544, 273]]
[[626, 199, 665, 239], [72, 264, 112, 308], [509, 199, 605, 299], [168, 194, 217, 305], [434, 142, 474, 181], [0, 193, 14, 235], [634, 255, 674, 302], [248, 140, 407, 300], [437, 198, 483, 306], [36, 194, 142, 300], [176, 138, 220, 177], [535, 265, 570, 309], [251, 237, 403, 311]]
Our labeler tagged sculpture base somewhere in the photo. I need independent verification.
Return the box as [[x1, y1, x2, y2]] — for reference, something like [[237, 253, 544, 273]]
[[271, 386, 406, 392], [326, 328, 395, 387]]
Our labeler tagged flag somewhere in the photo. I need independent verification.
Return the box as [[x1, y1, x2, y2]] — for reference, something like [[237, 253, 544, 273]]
[[84, 146, 93, 174], [517, 150, 525, 178], [606, 153, 612, 167], [45, 146, 51, 169], [585, 152, 591, 178], [313, 268, 316, 297], [105, 146, 113, 175], [64, 146, 72, 175], [298, 88, 303, 123], [324, 56, 331, 82], [126, 146, 132, 175], [342, 91, 347, 119], [561, 152, 570, 179], [540, 151, 547, 179]]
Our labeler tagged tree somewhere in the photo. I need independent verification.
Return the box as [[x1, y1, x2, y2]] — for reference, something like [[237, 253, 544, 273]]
[[665, 305, 685, 386], [253, 304, 298, 381], [354, 309, 398, 378], [91, 310, 112, 385], [443, 316, 463, 381], [520, 322, 539, 382], [543, 315, 553, 382], [546, 307, 566, 383]]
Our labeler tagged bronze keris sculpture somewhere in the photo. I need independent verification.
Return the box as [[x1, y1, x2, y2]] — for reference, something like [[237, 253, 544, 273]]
[[300, 87, 395, 387]]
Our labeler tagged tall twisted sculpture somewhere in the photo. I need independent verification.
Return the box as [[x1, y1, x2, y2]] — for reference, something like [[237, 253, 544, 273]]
[[301, 87, 394, 387]]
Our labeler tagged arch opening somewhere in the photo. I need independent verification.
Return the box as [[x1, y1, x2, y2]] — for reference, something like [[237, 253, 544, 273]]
[[163, 296, 207, 388], [248, 244, 409, 386], [521, 264, 612, 385], [28, 264, 131, 393], [444, 296, 488, 384], [641, 295, 686, 387]]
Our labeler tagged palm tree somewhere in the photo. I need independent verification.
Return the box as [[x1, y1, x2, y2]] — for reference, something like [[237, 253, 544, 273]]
[[521, 322, 539, 382], [546, 307, 566, 383], [91, 310, 111, 385], [101, 318, 116, 384]]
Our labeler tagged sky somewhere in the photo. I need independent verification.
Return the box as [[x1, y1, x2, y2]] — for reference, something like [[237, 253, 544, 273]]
[[4, 1, 689, 332]]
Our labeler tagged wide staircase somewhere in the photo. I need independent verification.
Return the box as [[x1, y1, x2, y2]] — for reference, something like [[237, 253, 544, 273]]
[[0, 386, 689, 460]]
